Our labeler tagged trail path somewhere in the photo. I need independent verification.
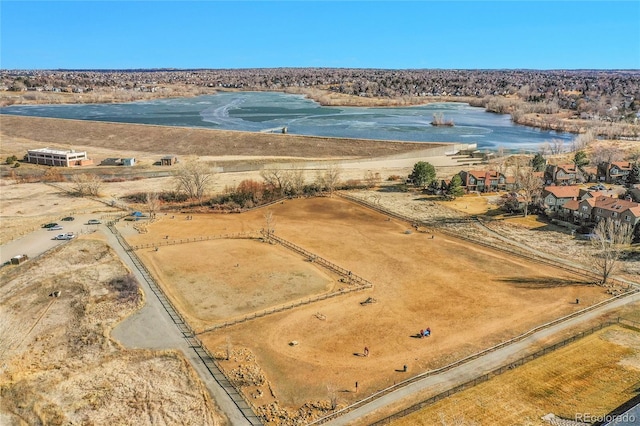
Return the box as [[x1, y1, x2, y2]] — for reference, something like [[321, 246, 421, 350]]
[[105, 224, 258, 426], [322, 290, 640, 425]]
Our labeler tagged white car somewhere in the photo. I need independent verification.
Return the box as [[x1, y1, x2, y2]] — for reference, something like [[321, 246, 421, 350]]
[[87, 219, 101, 225], [54, 233, 75, 240], [49, 225, 63, 231]]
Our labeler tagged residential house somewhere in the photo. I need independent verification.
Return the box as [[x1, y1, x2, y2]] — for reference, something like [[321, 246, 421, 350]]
[[458, 170, 507, 192], [541, 186, 580, 213], [544, 164, 582, 185], [598, 161, 633, 184], [562, 195, 640, 227], [580, 165, 598, 183]]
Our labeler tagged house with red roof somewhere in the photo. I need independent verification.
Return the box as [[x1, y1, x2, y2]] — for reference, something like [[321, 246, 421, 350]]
[[544, 164, 582, 185], [562, 194, 640, 227], [598, 161, 633, 184], [541, 186, 581, 213], [458, 170, 507, 192]]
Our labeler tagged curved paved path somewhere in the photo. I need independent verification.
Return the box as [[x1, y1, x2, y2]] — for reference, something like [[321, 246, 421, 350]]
[[322, 290, 640, 425], [104, 225, 257, 426]]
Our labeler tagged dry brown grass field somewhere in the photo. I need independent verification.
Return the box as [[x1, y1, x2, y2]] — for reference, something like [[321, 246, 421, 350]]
[[123, 197, 613, 422], [0, 237, 225, 426], [2, 109, 638, 425], [0, 115, 437, 161], [391, 323, 640, 426]]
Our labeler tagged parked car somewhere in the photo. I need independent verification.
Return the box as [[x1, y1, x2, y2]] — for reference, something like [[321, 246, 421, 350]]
[[48, 225, 63, 231], [54, 233, 75, 240], [589, 184, 606, 191], [42, 222, 59, 228], [87, 219, 101, 225], [61, 216, 75, 221]]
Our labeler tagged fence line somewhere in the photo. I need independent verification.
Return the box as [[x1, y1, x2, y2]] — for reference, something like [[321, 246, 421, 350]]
[[196, 231, 374, 334], [107, 222, 263, 425], [310, 289, 638, 425], [336, 192, 635, 289], [368, 319, 622, 425], [130, 232, 259, 250]]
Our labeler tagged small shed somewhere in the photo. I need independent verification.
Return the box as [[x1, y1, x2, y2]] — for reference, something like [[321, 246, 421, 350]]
[[11, 254, 28, 265], [160, 156, 177, 166], [123, 157, 136, 166], [101, 157, 122, 166]]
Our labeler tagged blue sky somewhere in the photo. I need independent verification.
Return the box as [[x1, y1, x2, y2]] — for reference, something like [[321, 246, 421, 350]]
[[1, 1, 639, 70]]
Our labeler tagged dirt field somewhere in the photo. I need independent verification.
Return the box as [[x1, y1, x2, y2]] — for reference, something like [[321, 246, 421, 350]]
[[122, 196, 612, 423], [137, 238, 338, 331], [2, 112, 638, 425], [392, 323, 640, 426], [0, 236, 226, 425]]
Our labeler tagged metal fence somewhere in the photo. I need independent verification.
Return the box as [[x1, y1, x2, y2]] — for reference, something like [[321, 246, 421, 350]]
[[130, 232, 258, 250]]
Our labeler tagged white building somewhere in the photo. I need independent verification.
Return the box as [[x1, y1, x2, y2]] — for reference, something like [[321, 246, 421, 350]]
[[26, 148, 93, 167]]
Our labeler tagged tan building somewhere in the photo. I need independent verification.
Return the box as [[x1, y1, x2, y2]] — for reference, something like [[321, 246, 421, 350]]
[[26, 148, 93, 167]]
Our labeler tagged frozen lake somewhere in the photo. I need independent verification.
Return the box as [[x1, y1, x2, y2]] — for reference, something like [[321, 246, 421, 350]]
[[1, 91, 574, 152]]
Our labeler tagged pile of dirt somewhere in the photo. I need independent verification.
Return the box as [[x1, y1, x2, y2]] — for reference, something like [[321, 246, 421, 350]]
[[0, 238, 224, 425]]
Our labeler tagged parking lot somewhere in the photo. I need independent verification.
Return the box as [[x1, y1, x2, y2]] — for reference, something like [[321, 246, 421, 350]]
[[1, 215, 105, 265]]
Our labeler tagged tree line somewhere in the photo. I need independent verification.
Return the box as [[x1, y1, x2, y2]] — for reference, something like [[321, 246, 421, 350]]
[[3, 68, 639, 124]]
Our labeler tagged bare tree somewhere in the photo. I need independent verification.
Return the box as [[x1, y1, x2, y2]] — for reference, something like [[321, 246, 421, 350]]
[[174, 160, 216, 205], [71, 173, 103, 197], [260, 168, 291, 196], [326, 383, 338, 410], [572, 129, 596, 151], [145, 191, 160, 219], [364, 170, 381, 188], [263, 210, 275, 242], [591, 146, 624, 165], [317, 164, 342, 196], [549, 139, 565, 155], [285, 167, 306, 196], [516, 166, 541, 217], [590, 218, 633, 285]]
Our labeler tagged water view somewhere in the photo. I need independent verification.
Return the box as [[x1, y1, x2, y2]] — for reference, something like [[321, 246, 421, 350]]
[[1, 91, 574, 151]]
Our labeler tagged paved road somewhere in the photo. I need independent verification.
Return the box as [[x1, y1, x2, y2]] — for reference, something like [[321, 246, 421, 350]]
[[322, 291, 640, 425]]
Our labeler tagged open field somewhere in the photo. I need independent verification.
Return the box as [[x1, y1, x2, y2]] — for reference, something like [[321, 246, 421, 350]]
[[0, 237, 225, 425], [137, 238, 338, 331], [123, 196, 613, 423], [2, 113, 639, 425], [391, 323, 640, 426]]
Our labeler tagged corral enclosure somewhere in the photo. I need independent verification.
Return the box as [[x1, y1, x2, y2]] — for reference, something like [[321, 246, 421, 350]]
[[137, 239, 337, 331], [125, 197, 611, 410]]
